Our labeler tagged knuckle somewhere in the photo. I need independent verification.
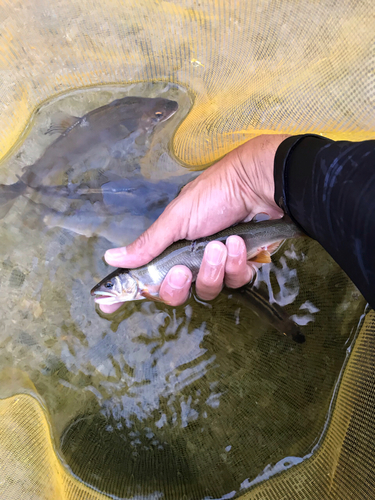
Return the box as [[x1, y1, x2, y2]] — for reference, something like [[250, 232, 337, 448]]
[[166, 294, 186, 307], [198, 268, 224, 289], [225, 265, 254, 289], [133, 231, 150, 251], [224, 276, 245, 289], [131, 231, 154, 260], [196, 270, 223, 300], [196, 284, 222, 301], [225, 257, 242, 275]]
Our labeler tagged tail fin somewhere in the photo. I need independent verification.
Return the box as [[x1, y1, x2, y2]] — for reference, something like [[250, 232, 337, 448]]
[[0, 181, 27, 218]]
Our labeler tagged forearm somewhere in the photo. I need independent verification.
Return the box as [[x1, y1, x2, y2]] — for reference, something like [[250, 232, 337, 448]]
[[274, 134, 375, 308]]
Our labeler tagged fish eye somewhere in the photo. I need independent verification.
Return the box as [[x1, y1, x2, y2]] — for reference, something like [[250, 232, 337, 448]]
[[155, 111, 163, 116], [104, 282, 114, 289]]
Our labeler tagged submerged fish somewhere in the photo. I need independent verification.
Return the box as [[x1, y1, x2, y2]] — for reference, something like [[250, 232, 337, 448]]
[[91, 217, 304, 304], [0, 96, 178, 217], [40, 173, 198, 245], [229, 286, 305, 343], [36, 172, 198, 216]]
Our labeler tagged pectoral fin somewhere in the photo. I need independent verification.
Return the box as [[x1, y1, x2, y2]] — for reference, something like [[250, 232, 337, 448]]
[[140, 289, 167, 304], [45, 112, 81, 135], [248, 240, 285, 264], [265, 240, 285, 255], [249, 250, 272, 264]]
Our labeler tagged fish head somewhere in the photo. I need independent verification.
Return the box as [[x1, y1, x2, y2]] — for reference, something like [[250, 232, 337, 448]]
[[138, 97, 179, 130], [91, 269, 139, 305], [105, 96, 178, 134]]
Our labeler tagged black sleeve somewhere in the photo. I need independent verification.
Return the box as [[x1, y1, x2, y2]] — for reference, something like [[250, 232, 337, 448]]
[[274, 134, 375, 309]]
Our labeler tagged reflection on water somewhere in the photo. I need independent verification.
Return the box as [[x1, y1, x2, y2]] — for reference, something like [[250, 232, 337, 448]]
[[0, 84, 367, 499]]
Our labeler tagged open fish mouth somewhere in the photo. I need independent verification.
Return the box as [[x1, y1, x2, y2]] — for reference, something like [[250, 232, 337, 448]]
[[93, 294, 121, 305], [91, 290, 120, 305]]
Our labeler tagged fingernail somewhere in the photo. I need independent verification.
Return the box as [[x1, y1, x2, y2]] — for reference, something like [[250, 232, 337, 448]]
[[252, 212, 270, 222], [105, 247, 127, 263], [227, 236, 242, 257], [206, 242, 226, 265], [168, 270, 190, 289]]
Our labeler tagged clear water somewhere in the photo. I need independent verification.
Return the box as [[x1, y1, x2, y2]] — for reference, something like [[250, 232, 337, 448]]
[[0, 83, 366, 499]]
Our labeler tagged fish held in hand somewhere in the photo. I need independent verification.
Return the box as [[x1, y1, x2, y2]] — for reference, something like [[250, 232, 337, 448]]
[[91, 217, 304, 305]]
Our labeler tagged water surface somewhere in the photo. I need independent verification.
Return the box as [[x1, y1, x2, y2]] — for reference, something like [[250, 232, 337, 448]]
[[0, 84, 366, 499]]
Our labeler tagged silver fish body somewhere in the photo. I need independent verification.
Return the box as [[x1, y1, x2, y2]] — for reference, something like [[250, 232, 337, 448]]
[[91, 217, 304, 304]]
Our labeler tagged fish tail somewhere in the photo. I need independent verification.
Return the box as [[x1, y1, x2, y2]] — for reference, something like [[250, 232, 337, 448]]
[[230, 285, 306, 344], [0, 181, 27, 218], [290, 331, 306, 344]]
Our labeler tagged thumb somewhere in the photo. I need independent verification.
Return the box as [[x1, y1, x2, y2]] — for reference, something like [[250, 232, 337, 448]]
[[104, 204, 184, 268]]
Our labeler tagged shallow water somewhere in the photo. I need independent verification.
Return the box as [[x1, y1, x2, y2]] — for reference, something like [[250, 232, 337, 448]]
[[0, 84, 367, 499]]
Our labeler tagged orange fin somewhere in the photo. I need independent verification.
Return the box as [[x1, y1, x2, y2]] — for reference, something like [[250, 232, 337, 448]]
[[140, 289, 167, 304], [266, 240, 284, 255], [249, 250, 272, 264]]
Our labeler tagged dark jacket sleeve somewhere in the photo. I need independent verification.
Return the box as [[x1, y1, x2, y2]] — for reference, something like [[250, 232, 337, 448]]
[[274, 134, 375, 309]]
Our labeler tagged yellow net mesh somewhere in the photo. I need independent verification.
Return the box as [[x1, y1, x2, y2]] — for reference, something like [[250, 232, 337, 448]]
[[0, 0, 374, 167], [1, 311, 374, 499], [0, 0, 374, 498]]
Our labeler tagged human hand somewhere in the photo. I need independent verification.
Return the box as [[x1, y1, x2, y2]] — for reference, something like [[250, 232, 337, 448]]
[[100, 134, 288, 313]]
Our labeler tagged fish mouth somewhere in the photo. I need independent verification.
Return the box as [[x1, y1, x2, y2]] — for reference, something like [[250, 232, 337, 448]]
[[91, 288, 117, 300], [93, 292, 122, 305], [163, 100, 178, 119], [166, 100, 178, 112]]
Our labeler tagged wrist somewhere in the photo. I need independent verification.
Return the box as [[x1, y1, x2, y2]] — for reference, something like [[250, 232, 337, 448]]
[[236, 134, 289, 218]]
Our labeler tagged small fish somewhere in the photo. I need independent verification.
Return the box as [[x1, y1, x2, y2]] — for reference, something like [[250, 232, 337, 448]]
[[229, 286, 305, 343], [0, 96, 178, 218], [91, 217, 304, 304]]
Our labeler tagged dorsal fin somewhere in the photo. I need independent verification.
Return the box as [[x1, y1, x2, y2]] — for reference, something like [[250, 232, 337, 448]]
[[45, 111, 81, 135]]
